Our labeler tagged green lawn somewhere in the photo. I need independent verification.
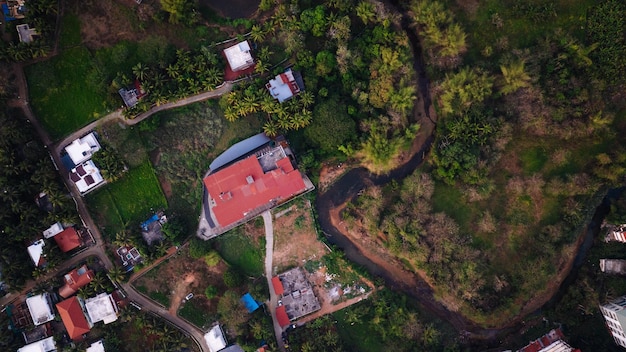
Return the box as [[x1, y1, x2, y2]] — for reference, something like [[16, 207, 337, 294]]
[[88, 161, 167, 235], [178, 299, 214, 329], [213, 228, 264, 277], [26, 47, 109, 140]]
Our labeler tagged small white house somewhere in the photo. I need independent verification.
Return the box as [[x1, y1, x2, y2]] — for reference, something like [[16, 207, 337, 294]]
[[43, 222, 64, 239], [16, 23, 38, 44], [86, 339, 106, 352], [26, 293, 55, 326], [65, 132, 101, 165], [85, 293, 119, 325], [223, 41, 254, 72], [204, 324, 227, 352], [27, 239, 45, 267], [18, 336, 56, 352], [69, 160, 105, 194]]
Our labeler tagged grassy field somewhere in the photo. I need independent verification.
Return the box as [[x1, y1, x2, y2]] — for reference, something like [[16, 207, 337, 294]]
[[213, 228, 264, 277], [178, 298, 215, 328], [26, 46, 108, 140], [88, 161, 167, 235]]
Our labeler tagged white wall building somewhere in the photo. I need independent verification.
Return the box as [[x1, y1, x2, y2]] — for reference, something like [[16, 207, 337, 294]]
[[86, 340, 106, 352], [223, 41, 254, 72], [69, 160, 105, 194], [204, 324, 227, 352], [65, 132, 101, 165], [26, 293, 55, 326], [600, 295, 626, 348], [43, 222, 63, 239], [27, 239, 45, 267], [85, 293, 119, 325], [17, 336, 56, 352]]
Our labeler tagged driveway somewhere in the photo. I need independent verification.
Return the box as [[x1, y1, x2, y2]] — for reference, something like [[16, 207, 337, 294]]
[[262, 211, 287, 351]]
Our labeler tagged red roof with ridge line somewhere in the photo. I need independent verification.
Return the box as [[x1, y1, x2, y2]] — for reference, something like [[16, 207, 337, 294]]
[[56, 297, 91, 340], [54, 227, 81, 252], [276, 305, 290, 327], [204, 155, 306, 228], [271, 276, 284, 295]]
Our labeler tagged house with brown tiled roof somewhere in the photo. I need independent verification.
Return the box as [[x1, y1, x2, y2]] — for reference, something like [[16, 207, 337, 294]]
[[54, 227, 81, 253], [59, 265, 94, 298]]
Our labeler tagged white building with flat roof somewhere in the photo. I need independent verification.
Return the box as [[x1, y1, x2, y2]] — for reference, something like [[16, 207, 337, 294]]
[[65, 132, 101, 165], [43, 222, 63, 239], [204, 324, 227, 352], [69, 160, 105, 195], [85, 293, 119, 325], [600, 295, 626, 348], [27, 239, 45, 267], [224, 41, 254, 72], [86, 340, 105, 352], [26, 293, 55, 326], [18, 336, 56, 352]]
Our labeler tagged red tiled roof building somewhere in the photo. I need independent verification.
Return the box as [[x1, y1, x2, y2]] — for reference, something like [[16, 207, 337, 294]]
[[54, 227, 81, 252], [275, 305, 290, 328], [59, 265, 94, 298], [203, 150, 308, 231], [56, 297, 92, 341]]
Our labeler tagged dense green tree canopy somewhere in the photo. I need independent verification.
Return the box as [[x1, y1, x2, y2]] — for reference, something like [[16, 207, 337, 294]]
[[304, 97, 356, 154]]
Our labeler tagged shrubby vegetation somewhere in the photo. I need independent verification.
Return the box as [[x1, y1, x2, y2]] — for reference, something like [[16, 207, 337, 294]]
[[0, 0, 57, 61], [343, 0, 626, 325]]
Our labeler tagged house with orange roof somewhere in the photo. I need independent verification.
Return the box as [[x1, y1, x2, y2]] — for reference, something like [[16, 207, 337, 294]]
[[59, 265, 94, 298], [56, 296, 93, 341], [54, 227, 81, 253]]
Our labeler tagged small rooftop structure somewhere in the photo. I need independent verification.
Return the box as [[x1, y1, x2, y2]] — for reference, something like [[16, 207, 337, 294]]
[[54, 227, 81, 253], [606, 225, 626, 243], [86, 340, 106, 352], [16, 23, 38, 43], [517, 329, 579, 352], [59, 265, 94, 298], [43, 222, 63, 239], [266, 68, 305, 103], [26, 293, 55, 326], [17, 336, 57, 352], [600, 259, 626, 275], [69, 160, 105, 195], [140, 212, 167, 246], [221, 345, 245, 352], [27, 239, 45, 267], [118, 80, 146, 108], [56, 296, 92, 341], [85, 293, 119, 325], [65, 132, 101, 165], [223, 41, 254, 72], [116, 246, 142, 271], [271, 276, 284, 295], [274, 267, 320, 324], [241, 293, 260, 313], [204, 325, 227, 352]]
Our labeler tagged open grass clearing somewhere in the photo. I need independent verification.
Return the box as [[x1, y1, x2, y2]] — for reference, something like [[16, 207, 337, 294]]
[[213, 225, 265, 277], [87, 161, 167, 236], [26, 46, 109, 140]]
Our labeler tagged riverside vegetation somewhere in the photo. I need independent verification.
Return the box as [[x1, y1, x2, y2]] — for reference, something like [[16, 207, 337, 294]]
[[344, 0, 626, 326]]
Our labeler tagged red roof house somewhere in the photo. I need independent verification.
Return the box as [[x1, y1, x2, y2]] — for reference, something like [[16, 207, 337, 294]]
[[56, 296, 92, 341], [203, 151, 307, 230], [59, 265, 94, 298], [275, 305, 290, 327], [271, 276, 284, 296], [54, 227, 81, 252]]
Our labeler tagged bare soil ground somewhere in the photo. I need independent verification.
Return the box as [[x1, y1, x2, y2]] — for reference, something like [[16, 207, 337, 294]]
[[132, 246, 227, 315], [272, 200, 328, 272]]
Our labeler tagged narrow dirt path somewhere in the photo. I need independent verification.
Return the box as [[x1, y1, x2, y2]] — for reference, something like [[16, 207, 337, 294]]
[[262, 210, 286, 352]]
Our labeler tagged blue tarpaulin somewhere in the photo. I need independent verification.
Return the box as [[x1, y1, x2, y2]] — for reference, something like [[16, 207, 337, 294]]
[[2, 4, 17, 21], [241, 293, 260, 313]]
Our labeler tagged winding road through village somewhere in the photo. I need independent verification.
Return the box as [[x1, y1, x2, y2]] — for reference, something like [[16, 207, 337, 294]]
[[2, 62, 241, 352]]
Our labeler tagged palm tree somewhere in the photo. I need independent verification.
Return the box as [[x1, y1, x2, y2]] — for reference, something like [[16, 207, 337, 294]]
[[299, 91, 314, 108], [250, 25, 266, 42], [263, 120, 279, 137], [356, 1, 375, 24], [439, 23, 467, 57], [499, 60, 531, 95], [108, 266, 125, 284], [132, 63, 149, 81], [254, 60, 270, 74], [257, 46, 273, 62]]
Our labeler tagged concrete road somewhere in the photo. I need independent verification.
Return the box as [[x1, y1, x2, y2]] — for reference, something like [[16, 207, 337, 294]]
[[262, 211, 287, 351]]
